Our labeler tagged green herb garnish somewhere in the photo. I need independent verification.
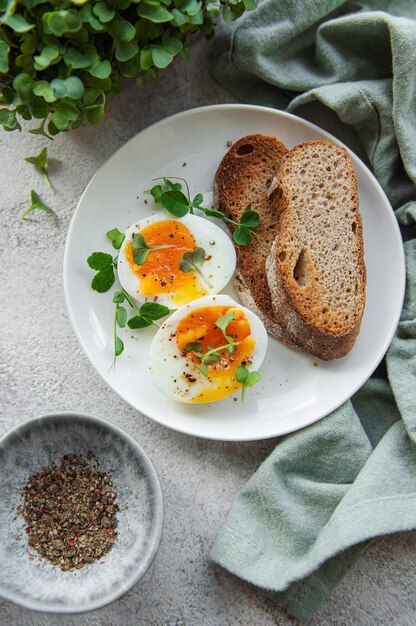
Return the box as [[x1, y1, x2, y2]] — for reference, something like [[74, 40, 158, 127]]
[[184, 312, 241, 377], [87, 251, 117, 293], [106, 228, 125, 250], [111, 291, 127, 369], [125, 297, 170, 330], [110, 290, 169, 367], [132, 232, 175, 265], [21, 190, 54, 219], [147, 177, 262, 245], [24, 147, 53, 189], [235, 366, 261, 401], [87, 226, 170, 365], [179, 247, 213, 289], [215, 311, 237, 354]]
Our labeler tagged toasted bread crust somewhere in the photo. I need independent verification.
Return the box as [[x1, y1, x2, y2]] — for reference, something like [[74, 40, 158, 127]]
[[267, 140, 366, 360], [214, 134, 300, 347]]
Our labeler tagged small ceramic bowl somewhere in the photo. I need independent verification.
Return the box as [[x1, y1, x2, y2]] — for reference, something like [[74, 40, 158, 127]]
[[0, 412, 163, 613]]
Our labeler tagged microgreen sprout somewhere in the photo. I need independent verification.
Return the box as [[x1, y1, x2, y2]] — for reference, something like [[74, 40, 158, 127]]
[[111, 291, 127, 369], [21, 190, 54, 219], [184, 312, 242, 377], [88, 226, 170, 366], [24, 147, 53, 189], [179, 247, 213, 289], [110, 289, 169, 367], [235, 366, 262, 401], [106, 228, 125, 250], [87, 228, 127, 292], [87, 251, 117, 293], [147, 177, 262, 245], [132, 232, 175, 265]]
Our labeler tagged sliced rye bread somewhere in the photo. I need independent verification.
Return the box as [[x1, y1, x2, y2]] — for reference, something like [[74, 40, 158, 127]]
[[266, 140, 366, 360], [214, 134, 300, 348]]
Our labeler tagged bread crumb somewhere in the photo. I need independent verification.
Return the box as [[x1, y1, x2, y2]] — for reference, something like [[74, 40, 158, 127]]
[[313, 362, 318, 367], [226, 140, 233, 147]]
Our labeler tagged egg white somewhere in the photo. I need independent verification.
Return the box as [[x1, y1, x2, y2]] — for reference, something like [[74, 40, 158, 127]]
[[147, 294, 268, 404], [117, 213, 236, 309]]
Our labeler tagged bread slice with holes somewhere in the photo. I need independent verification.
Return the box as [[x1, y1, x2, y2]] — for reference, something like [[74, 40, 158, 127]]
[[266, 140, 366, 360], [214, 134, 301, 348]]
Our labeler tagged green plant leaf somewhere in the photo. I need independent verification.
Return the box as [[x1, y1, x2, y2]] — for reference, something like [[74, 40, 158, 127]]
[[51, 76, 85, 100], [185, 341, 202, 353], [24, 146, 53, 188], [112, 291, 125, 303], [33, 80, 57, 103], [243, 0, 256, 9], [161, 37, 182, 55], [92, 1, 115, 22], [5, 13, 34, 33], [179, 247, 205, 272], [0, 109, 22, 131], [239, 209, 260, 228], [140, 48, 153, 70], [139, 302, 169, 320], [204, 353, 220, 365], [87, 251, 113, 270], [127, 315, 153, 329], [21, 190, 54, 218], [235, 365, 248, 385], [12, 72, 34, 103], [199, 362, 208, 377], [64, 47, 96, 69], [86, 103, 105, 124], [179, 247, 213, 289], [91, 266, 115, 292], [215, 312, 235, 334], [42, 10, 83, 36], [137, 4, 173, 23], [203, 207, 226, 220], [175, 0, 201, 16], [170, 8, 187, 26], [246, 370, 261, 387], [0, 40, 10, 73], [233, 226, 252, 246], [192, 193, 203, 207], [110, 14, 136, 41], [151, 46, 172, 69], [20, 33, 37, 55], [51, 101, 79, 130], [114, 334, 124, 356], [88, 60, 112, 78], [116, 306, 127, 327], [33, 46, 60, 70], [160, 189, 189, 216], [107, 228, 125, 249], [79, 5, 105, 30], [132, 232, 149, 264], [116, 41, 138, 62]]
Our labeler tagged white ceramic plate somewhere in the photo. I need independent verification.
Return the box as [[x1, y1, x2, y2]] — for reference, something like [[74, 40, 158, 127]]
[[64, 105, 405, 441]]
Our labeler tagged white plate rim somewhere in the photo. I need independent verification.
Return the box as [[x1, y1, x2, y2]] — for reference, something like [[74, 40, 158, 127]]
[[63, 104, 406, 441]]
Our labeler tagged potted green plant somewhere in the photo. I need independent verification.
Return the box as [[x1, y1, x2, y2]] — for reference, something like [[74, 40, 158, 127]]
[[0, 0, 255, 137]]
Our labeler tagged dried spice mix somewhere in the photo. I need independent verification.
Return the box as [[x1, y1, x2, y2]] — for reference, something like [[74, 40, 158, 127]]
[[21, 453, 118, 571]]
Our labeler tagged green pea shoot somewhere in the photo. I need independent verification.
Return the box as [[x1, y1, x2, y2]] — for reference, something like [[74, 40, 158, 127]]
[[147, 177, 262, 245]]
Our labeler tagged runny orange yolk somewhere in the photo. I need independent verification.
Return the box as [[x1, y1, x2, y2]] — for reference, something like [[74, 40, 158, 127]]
[[176, 305, 256, 403], [124, 220, 204, 306]]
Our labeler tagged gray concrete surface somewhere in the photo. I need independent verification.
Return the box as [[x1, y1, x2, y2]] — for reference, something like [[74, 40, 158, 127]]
[[1, 34, 416, 626]]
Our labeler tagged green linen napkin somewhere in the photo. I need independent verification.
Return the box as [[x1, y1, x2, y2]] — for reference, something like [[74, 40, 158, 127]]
[[210, 1, 416, 621]]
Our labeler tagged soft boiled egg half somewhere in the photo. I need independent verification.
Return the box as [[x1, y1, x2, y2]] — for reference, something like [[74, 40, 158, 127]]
[[117, 213, 236, 309], [148, 294, 268, 403]]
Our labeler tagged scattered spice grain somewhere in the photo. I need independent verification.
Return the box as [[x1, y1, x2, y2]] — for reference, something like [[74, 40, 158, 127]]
[[20, 453, 118, 571]]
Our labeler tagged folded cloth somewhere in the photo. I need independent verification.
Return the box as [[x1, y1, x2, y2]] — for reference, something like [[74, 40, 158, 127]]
[[210, 0, 416, 621]]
